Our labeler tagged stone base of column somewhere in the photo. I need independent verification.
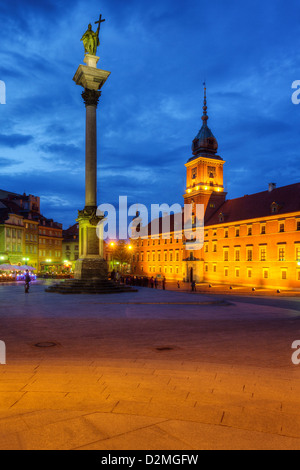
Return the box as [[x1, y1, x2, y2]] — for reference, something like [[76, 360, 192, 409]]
[[74, 257, 108, 280]]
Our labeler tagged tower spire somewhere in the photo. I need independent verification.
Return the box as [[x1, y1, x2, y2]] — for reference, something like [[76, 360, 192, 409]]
[[201, 81, 208, 126]]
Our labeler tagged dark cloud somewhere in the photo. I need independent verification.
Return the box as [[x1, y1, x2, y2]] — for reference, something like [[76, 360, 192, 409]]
[[0, 134, 33, 148]]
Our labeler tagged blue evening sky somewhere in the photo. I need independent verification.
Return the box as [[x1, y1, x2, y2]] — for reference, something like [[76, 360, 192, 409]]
[[0, 0, 300, 228]]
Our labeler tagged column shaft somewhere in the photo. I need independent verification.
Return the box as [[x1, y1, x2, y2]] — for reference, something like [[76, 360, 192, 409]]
[[85, 104, 97, 207]]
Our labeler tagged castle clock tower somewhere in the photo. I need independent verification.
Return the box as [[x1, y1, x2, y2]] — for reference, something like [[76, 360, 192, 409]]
[[183, 84, 226, 222], [183, 85, 226, 283]]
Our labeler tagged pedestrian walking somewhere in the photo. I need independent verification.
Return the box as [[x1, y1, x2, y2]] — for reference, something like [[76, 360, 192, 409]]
[[24, 270, 31, 293], [150, 276, 154, 288]]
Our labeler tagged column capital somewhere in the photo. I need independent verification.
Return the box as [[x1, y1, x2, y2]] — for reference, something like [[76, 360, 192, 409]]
[[82, 89, 101, 107]]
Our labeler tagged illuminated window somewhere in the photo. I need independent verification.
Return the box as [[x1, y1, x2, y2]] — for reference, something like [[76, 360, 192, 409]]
[[170, 253, 173, 261], [278, 246, 285, 261], [260, 247, 267, 261], [296, 247, 300, 261], [281, 270, 287, 280], [164, 252, 168, 261], [224, 249, 229, 262], [247, 249, 253, 262], [235, 249, 240, 261], [176, 252, 179, 261]]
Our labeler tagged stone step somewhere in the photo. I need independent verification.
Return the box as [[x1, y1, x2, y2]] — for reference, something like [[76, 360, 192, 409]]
[[45, 280, 138, 294]]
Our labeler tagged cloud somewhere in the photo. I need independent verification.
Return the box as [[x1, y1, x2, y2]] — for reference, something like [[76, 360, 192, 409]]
[[0, 133, 33, 148]]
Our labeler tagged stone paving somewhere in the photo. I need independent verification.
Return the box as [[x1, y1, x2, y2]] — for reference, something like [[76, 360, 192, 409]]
[[0, 280, 300, 449]]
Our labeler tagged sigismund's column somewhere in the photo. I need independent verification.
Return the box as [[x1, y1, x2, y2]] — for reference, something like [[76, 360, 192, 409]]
[[72, 18, 110, 280]]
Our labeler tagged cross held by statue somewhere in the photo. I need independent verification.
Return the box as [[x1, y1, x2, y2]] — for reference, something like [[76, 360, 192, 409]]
[[95, 14, 105, 31]]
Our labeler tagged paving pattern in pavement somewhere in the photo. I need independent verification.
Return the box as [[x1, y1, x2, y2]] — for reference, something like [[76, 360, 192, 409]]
[[0, 280, 300, 450]]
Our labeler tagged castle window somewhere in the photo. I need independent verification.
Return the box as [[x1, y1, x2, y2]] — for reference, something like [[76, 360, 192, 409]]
[[297, 221, 300, 231], [213, 243, 217, 252], [260, 247, 267, 262], [235, 268, 240, 278], [261, 225, 266, 235], [248, 227, 252, 236], [278, 247, 285, 261], [205, 264, 208, 272], [191, 168, 197, 179], [224, 267, 229, 277], [263, 269, 269, 279], [279, 223, 285, 233], [223, 249, 229, 262], [235, 228, 240, 237], [247, 249, 253, 262], [247, 269, 252, 278], [213, 264, 217, 273], [235, 248, 240, 262], [224, 229, 228, 238], [281, 269, 287, 280], [296, 246, 300, 261]]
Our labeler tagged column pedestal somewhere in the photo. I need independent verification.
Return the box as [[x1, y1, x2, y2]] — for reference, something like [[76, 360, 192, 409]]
[[74, 206, 108, 280]]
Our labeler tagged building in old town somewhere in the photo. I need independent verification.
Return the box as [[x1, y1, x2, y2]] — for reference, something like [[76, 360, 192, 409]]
[[62, 223, 79, 272], [0, 190, 63, 272], [130, 86, 300, 290]]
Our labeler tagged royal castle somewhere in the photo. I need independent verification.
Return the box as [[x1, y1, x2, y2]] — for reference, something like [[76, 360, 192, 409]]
[[129, 86, 300, 289]]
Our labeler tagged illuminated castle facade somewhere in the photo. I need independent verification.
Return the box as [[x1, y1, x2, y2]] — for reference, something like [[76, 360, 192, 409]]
[[130, 87, 300, 289]]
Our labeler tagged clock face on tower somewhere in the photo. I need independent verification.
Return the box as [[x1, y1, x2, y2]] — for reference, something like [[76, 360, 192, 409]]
[[207, 166, 216, 179]]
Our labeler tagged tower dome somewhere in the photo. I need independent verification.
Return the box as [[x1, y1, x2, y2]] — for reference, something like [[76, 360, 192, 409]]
[[191, 84, 218, 157]]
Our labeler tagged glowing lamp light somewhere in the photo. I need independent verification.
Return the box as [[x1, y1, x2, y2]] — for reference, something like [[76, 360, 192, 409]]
[[195, 186, 199, 191], [186, 188, 192, 194], [204, 186, 208, 191], [128, 245, 133, 250], [110, 242, 115, 247]]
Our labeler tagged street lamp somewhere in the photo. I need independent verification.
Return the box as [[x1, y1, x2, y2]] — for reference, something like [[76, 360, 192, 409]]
[[22, 257, 30, 265]]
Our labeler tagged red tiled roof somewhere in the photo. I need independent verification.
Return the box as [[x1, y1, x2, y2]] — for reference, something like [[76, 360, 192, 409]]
[[206, 182, 300, 226]]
